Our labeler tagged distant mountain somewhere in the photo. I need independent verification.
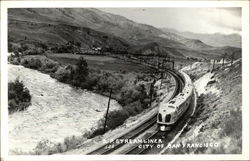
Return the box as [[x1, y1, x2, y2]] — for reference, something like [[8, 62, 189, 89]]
[[8, 19, 131, 52], [8, 8, 241, 59], [8, 8, 188, 49], [161, 28, 241, 48]]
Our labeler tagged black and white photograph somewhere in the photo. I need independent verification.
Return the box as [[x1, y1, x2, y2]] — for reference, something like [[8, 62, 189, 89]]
[[1, 0, 249, 160]]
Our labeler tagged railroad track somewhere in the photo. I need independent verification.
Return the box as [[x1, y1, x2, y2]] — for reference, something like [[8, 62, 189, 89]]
[[86, 70, 184, 155], [123, 70, 185, 155]]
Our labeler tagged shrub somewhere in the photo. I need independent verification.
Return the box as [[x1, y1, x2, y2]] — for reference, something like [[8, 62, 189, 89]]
[[9, 57, 20, 65], [53, 66, 72, 82], [118, 86, 147, 107], [30, 58, 42, 69], [33, 139, 56, 155], [220, 108, 242, 138], [39, 59, 59, 73], [85, 74, 99, 90], [88, 109, 129, 138], [8, 79, 31, 114], [106, 109, 129, 130], [124, 101, 143, 116], [33, 135, 88, 155], [20, 57, 42, 69], [63, 136, 79, 150], [74, 57, 88, 78], [90, 127, 105, 137], [23, 47, 44, 55]]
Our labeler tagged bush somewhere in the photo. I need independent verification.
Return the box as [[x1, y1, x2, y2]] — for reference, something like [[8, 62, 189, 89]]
[[40, 59, 59, 73], [53, 66, 72, 82], [8, 79, 31, 114], [33, 135, 88, 155], [74, 56, 88, 84], [20, 57, 42, 69], [20, 58, 29, 66], [29, 58, 42, 69], [9, 56, 20, 65], [118, 85, 147, 106], [85, 74, 99, 90], [106, 109, 129, 130], [23, 47, 44, 55], [124, 101, 143, 116], [88, 109, 129, 138], [220, 108, 242, 138]]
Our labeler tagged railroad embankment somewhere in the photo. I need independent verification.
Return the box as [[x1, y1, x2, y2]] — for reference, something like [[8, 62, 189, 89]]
[[163, 59, 242, 154]]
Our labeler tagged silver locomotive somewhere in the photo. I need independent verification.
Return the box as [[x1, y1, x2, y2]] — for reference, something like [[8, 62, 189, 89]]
[[157, 71, 193, 131]]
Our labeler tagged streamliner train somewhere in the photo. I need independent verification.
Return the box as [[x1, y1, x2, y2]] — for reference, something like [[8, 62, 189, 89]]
[[157, 71, 193, 131]]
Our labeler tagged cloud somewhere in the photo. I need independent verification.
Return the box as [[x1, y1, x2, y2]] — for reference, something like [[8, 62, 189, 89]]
[[100, 8, 242, 34], [220, 7, 241, 17], [200, 8, 241, 33]]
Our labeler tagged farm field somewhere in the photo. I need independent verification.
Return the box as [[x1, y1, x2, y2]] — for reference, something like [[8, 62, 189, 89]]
[[47, 53, 154, 73]]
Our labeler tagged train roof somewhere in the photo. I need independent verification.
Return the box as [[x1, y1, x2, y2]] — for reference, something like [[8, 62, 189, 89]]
[[165, 71, 193, 107]]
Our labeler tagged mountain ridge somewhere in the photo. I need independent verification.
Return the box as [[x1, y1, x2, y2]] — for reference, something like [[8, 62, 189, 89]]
[[161, 28, 241, 48], [8, 8, 241, 59]]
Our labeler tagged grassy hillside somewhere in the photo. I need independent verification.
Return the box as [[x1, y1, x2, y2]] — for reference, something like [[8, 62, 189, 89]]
[[8, 8, 242, 60], [164, 59, 242, 154], [8, 19, 130, 52]]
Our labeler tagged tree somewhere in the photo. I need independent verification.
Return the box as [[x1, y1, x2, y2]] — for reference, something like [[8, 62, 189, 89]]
[[76, 56, 88, 76], [8, 79, 31, 114], [8, 43, 13, 52], [231, 52, 235, 66], [222, 53, 227, 66], [21, 43, 29, 52], [73, 56, 89, 87], [137, 84, 147, 106]]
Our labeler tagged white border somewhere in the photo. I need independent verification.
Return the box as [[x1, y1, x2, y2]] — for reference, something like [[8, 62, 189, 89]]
[[1, 1, 249, 160]]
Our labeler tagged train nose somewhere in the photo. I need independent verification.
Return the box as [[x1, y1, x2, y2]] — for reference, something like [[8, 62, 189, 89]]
[[160, 125, 166, 131], [158, 112, 172, 123], [160, 125, 171, 131], [158, 113, 163, 122], [165, 114, 171, 122]]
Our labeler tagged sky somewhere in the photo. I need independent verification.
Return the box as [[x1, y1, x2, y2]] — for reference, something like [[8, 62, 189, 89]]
[[100, 8, 241, 35]]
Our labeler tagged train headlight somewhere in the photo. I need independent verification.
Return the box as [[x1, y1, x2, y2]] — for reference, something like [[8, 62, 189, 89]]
[[160, 126, 166, 131]]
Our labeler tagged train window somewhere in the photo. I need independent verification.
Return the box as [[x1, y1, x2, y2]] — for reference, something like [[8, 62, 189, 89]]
[[169, 100, 175, 104], [158, 113, 162, 122], [168, 106, 175, 109]]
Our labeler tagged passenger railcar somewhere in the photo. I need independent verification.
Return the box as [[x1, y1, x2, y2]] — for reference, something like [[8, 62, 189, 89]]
[[157, 71, 193, 131]]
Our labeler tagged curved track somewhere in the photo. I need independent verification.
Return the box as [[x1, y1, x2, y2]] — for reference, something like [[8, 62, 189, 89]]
[[123, 70, 185, 155], [86, 70, 183, 155], [124, 90, 196, 154]]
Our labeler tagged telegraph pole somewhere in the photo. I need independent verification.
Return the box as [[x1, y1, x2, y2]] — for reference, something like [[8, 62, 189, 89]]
[[212, 59, 215, 72], [103, 88, 112, 133], [160, 72, 164, 89], [157, 55, 160, 69], [149, 79, 155, 108], [231, 52, 235, 67], [222, 53, 227, 66], [161, 59, 165, 70]]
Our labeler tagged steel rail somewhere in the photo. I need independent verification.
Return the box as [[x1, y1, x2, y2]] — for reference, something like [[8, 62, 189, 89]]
[[123, 71, 185, 155], [86, 70, 182, 155]]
